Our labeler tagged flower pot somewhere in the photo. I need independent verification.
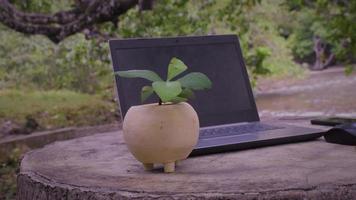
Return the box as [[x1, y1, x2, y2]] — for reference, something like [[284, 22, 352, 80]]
[[122, 102, 199, 173]]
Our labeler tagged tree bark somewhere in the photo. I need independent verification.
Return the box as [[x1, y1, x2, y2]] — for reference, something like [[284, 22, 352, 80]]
[[0, 0, 141, 43], [312, 35, 334, 70], [17, 130, 356, 200]]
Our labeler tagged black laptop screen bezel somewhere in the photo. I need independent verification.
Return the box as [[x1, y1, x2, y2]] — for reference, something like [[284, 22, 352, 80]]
[[109, 35, 260, 126]]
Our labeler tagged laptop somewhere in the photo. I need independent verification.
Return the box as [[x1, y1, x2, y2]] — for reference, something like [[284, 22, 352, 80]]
[[109, 34, 324, 156]]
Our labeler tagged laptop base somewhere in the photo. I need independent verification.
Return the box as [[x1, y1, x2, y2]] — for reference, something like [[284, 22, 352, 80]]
[[190, 123, 324, 156]]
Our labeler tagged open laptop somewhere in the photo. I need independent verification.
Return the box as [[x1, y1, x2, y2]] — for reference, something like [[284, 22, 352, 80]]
[[109, 35, 324, 156]]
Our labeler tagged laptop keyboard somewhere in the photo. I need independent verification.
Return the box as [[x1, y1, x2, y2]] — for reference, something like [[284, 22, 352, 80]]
[[199, 123, 283, 139]]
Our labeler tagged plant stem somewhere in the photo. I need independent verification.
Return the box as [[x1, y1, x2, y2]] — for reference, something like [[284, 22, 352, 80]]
[[158, 98, 162, 105]]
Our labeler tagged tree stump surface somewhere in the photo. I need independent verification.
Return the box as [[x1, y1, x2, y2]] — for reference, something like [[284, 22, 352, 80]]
[[18, 123, 356, 200]]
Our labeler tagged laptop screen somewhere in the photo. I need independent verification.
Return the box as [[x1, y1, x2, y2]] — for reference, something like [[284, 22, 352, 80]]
[[110, 35, 259, 127]]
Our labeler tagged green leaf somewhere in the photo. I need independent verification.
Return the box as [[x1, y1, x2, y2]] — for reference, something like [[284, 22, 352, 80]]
[[141, 86, 154, 103], [179, 88, 195, 99], [152, 81, 182, 102], [116, 70, 163, 82], [167, 57, 188, 81], [177, 72, 212, 90]]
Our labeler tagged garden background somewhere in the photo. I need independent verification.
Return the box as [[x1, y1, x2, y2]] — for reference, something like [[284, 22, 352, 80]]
[[1, 0, 355, 199]]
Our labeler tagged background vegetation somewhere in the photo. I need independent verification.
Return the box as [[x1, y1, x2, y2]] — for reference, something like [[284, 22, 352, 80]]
[[0, 0, 355, 199], [0, 0, 355, 134]]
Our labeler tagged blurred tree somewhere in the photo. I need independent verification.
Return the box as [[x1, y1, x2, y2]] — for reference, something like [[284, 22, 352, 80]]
[[0, 23, 112, 94], [116, 0, 213, 37], [0, 0, 153, 43], [0, 0, 261, 43], [285, 0, 356, 70], [0, 0, 278, 91], [114, 0, 269, 85]]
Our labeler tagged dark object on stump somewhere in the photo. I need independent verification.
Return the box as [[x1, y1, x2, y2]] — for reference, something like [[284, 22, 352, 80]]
[[311, 117, 356, 126], [324, 123, 356, 145]]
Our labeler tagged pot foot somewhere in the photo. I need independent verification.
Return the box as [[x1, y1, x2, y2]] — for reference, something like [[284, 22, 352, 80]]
[[143, 163, 154, 170], [164, 162, 175, 173]]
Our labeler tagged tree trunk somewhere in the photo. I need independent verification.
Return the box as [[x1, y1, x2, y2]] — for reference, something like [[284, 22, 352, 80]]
[[311, 36, 334, 70], [17, 130, 356, 200]]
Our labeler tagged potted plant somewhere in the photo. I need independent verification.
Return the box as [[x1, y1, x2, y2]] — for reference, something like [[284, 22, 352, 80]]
[[116, 57, 212, 173]]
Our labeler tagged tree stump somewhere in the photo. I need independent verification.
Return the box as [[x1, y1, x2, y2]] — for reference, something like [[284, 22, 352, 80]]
[[18, 130, 356, 200]]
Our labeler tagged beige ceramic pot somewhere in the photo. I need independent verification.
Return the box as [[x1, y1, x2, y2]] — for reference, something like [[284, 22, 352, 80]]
[[122, 102, 199, 173]]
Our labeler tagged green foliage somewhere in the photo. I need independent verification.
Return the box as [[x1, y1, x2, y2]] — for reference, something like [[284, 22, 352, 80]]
[[246, 47, 271, 87], [345, 65, 355, 76], [10, 0, 70, 13], [0, 24, 112, 94], [115, 0, 303, 85], [0, 0, 303, 97], [285, 0, 356, 64], [286, 7, 331, 64], [117, 0, 210, 38], [247, 47, 271, 75], [286, 9, 315, 61], [117, 57, 212, 104], [0, 0, 303, 133], [225, 0, 304, 82], [0, 1, 112, 94], [215, 0, 260, 34], [53, 37, 112, 94]]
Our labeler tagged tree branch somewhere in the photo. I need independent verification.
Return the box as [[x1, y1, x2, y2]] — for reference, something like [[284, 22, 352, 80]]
[[0, 0, 140, 43], [324, 53, 335, 68]]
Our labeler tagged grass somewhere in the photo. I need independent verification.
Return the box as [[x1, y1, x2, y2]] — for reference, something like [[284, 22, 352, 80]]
[[0, 147, 26, 200], [0, 89, 119, 131]]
